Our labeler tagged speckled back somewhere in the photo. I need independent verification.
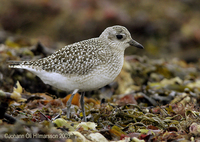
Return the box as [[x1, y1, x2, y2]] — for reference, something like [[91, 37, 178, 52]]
[[22, 38, 113, 75]]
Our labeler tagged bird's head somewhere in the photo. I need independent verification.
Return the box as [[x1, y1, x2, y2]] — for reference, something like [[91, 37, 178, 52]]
[[99, 25, 144, 51]]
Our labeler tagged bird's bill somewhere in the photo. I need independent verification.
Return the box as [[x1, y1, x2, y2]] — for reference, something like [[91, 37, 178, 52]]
[[128, 39, 144, 49]]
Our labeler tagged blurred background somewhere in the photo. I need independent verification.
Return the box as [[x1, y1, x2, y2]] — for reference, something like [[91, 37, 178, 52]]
[[0, 0, 200, 62]]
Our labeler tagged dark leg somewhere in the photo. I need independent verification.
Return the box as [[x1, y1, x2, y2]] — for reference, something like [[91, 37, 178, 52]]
[[80, 92, 86, 122], [66, 89, 79, 119]]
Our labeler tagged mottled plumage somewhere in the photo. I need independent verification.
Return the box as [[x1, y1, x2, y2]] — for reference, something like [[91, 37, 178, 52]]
[[9, 25, 144, 121], [22, 38, 111, 75]]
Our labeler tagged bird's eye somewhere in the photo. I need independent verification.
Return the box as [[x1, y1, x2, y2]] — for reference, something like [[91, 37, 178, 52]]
[[116, 34, 123, 40]]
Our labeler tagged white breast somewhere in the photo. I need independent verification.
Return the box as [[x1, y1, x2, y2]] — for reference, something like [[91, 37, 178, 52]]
[[20, 59, 123, 92]]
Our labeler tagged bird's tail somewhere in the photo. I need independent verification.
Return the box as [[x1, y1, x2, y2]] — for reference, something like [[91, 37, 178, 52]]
[[7, 61, 23, 68]]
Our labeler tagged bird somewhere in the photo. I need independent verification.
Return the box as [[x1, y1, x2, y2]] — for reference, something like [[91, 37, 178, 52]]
[[8, 25, 144, 121]]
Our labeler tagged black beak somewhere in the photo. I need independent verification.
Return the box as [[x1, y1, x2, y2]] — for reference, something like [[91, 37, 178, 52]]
[[128, 39, 144, 49]]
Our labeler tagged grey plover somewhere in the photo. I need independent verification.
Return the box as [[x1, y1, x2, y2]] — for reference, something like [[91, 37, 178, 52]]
[[9, 25, 144, 121]]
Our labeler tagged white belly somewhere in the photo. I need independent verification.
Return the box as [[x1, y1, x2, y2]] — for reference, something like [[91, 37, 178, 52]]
[[22, 64, 122, 92]]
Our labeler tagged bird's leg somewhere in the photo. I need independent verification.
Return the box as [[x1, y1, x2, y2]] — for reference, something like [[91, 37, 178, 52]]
[[80, 92, 86, 122], [66, 89, 79, 119]]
